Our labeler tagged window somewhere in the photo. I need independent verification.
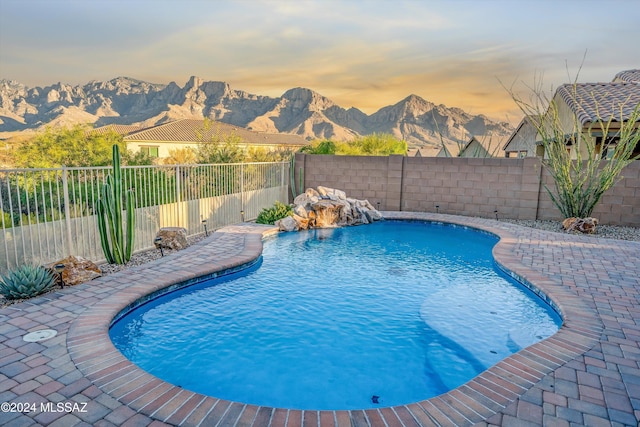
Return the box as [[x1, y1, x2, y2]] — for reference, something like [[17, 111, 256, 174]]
[[140, 146, 159, 158]]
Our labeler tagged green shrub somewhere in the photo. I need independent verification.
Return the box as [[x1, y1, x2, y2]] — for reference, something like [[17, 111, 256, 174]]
[[0, 264, 57, 300], [256, 201, 294, 225]]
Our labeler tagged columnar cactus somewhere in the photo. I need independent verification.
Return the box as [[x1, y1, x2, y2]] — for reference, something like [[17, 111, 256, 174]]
[[96, 145, 135, 264]]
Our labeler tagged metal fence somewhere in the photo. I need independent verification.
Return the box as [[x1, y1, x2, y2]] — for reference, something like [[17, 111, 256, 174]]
[[0, 161, 289, 272]]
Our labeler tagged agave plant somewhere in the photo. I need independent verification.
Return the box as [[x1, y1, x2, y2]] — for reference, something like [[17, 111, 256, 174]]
[[0, 264, 57, 300]]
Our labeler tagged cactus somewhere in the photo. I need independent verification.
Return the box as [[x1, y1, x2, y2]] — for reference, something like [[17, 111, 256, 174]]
[[96, 145, 135, 264], [0, 264, 56, 300]]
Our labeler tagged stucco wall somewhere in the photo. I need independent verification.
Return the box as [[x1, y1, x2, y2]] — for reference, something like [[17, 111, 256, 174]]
[[294, 153, 640, 227]]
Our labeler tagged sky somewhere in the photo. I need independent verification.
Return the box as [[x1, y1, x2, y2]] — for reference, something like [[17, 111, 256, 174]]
[[1, 0, 639, 125]]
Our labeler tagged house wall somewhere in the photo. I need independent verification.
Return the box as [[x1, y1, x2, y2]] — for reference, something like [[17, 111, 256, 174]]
[[459, 140, 491, 158], [504, 120, 539, 157], [547, 94, 598, 160], [294, 153, 640, 226], [125, 141, 305, 159]]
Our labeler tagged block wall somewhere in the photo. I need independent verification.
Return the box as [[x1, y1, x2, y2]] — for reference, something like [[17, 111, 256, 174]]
[[294, 153, 640, 227]]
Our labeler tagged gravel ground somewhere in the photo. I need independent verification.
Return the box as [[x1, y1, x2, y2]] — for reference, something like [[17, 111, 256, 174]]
[[501, 219, 640, 242]]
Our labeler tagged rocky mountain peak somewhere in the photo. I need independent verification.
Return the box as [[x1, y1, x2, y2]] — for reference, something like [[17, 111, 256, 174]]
[[282, 87, 336, 111], [0, 76, 514, 150]]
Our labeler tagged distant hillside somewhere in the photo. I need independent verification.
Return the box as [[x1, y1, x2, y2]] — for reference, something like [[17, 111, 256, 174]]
[[0, 76, 514, 149]]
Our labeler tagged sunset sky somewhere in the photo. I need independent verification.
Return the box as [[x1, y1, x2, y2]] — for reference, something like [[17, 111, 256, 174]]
[[1, 0, 639, 124]]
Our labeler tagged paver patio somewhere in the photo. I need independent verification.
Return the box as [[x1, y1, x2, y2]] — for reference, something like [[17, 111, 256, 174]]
[[0, 212, 639, 427]]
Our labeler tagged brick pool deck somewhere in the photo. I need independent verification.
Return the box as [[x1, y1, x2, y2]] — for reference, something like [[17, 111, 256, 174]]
[[0, 212, 639, 427]]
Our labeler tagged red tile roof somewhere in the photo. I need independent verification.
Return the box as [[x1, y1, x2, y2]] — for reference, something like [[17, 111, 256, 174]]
[[92, 124, 147, 136]]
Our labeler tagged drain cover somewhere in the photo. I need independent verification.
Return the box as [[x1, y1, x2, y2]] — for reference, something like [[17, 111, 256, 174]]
[[23, 329, 57, 342]]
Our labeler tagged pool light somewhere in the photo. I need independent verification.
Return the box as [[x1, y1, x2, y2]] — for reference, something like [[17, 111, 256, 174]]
[[154, 237, 164, 257], [54, 264, 65, 288]]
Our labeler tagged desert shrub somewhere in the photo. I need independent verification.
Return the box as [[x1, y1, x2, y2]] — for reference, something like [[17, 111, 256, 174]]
[[0, 264, 57, 300], [256, 201, 294, 224], [506, 71, 640, 218], [299, 134, 407, 156]]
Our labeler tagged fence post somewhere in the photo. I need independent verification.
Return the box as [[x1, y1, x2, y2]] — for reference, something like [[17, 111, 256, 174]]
[[61, 166, 74, 256], [240, 163, 245, 218], [175, 165, 181, 227], [281, 161, 286, 197]]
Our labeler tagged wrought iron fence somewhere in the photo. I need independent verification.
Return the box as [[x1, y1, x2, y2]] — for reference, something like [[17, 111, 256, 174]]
[[0, 161, 289, 272]]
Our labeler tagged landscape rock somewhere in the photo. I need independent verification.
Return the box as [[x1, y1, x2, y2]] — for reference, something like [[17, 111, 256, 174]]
[[155, 227, 189, 250], [47, 255, 101, 286], [562, 217, 599, 234]]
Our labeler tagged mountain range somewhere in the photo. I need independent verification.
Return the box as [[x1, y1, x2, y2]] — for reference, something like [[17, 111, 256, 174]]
[[0, 76, 514, 149]]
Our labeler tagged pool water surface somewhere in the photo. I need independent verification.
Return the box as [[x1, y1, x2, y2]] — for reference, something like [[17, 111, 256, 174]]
[[110, 221, 561, 410]]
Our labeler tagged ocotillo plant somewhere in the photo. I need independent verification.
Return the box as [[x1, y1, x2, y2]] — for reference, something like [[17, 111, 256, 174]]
[[96, 145, 135, 264]]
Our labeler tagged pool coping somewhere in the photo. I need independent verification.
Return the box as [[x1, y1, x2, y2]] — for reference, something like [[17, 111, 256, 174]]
[[3, 211, 639, 426], [65, 213, 604, 427]]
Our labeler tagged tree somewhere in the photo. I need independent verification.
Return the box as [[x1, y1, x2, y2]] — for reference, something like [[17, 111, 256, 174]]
[[194, 120, 245, 164], [245, 146, 293, 162], [299, 140, 337, 154], [13, 124, 125, 168], [344, 133, 407, 155], [163, 147, 197, 165], [299, 134, 407, 156], [122, 149, 154, 166], [506, 72, 640, 219]]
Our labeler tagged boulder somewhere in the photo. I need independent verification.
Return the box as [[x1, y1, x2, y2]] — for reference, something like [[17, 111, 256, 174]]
[[276, 215, 299, 232], [562, 217, 577, 230], [292, 213, 311, 230], [317, 186, 347, 200], [293, 204, 309, 219], [155, 227, 188, 250], [312, 199, 344, 228], [563, 217, 598, 234], [47, 255, 101, 286], [293, 189, 320, 209]]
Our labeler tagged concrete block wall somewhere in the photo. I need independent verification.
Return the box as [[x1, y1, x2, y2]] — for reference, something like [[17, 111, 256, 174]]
[[294, 153, 640, 227]]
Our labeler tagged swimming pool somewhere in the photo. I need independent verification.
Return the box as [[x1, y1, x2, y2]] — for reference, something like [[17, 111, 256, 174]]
[[110, 220, 561, 410]]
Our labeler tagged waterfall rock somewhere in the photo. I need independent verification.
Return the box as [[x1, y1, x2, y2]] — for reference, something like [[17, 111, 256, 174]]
[[275, 215, 299, 232], [277, 186, 383, 232]]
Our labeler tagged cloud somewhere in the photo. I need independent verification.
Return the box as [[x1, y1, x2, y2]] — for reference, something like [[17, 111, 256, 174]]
[[2, 0, 638, 125]]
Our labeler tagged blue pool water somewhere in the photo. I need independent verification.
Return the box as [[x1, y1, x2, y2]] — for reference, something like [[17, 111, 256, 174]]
[[110, 221, 561, 410]]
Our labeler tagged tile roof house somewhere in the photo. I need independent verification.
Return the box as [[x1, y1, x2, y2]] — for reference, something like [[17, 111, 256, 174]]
[[123, 119, 308, 159], [92, 124, 148, 136], [436, 136, 501, 158], [458, 136, 501, 158], [551, 81, 640, 159], [613, 69, 640, 83], [436, 142, 463, 157], [502, 70, 640, 159], [502, 116, 541, 158]]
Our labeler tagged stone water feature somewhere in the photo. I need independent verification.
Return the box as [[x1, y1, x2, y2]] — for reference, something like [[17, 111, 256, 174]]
[[275, 186, 383, 232]]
